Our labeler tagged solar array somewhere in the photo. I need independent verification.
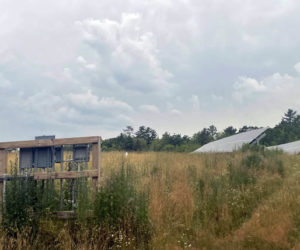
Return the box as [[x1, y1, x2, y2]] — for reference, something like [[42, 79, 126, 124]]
[[192, 127, 268, 153], [268, 140, 300, 154]]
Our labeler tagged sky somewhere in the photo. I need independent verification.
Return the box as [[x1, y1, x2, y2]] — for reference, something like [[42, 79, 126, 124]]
[[1, 0, 300, 141]]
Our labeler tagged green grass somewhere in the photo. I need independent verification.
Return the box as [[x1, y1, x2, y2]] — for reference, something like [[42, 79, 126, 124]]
[[1, 149, 300, 249]]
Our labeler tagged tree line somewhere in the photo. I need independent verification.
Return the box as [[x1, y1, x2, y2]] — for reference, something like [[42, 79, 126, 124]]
[[102, 109, 300, 152]]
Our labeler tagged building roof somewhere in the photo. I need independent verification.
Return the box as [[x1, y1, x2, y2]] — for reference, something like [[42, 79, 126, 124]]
[[0, 136, 101, 149], [192, 127, 268, 153], [268, 140, 300, 154]]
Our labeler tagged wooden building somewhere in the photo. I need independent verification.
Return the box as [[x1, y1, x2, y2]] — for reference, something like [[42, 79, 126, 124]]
[[0, 136, 101, 219]]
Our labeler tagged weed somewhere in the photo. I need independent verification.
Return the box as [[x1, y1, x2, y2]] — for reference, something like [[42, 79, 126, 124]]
[[94, 163, 152, 248]]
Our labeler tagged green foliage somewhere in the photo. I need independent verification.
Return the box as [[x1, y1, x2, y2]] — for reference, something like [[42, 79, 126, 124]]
[[228, 177, 282, 230], [262, 109, 300, 146], [75, 177, 91, 221], [2, 174, 37, 233], [228, 162, 256, 187], [288, 197, 300, 245], [240, 143, 266, 153], [0, 150, 295, 249], [186, 165, 198, 187], [193, 150, 285, 236], [242, 153, 262, 169], [193, 174, 229, 235], [265, 154, 285, 177], [224, 126, 237, 136], [192, 128, 214, 145], [37, 180, 59, 212], [135, 126, 157, 145], [238, 125, 259, 133], [133, 138, 147, 151], [161, 144, 175, 152], [216, 126, 238, 139], [102, 133, 148, 151], [2, 163, 59, 235], [102, 109, 300, 152], [94, 163, 152, 246]]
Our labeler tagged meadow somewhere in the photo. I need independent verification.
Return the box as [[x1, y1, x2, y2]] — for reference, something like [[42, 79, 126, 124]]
[[1, 148, 300, 249]]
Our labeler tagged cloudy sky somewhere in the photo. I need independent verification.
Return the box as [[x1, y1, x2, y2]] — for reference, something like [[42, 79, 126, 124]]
[[1, 0, 300, 141]]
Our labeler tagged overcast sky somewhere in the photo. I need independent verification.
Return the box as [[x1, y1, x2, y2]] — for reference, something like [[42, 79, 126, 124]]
[[1, 0, 300, 140]]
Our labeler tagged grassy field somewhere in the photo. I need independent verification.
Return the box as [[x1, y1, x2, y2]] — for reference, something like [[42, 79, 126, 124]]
[[1, 149, 300, 249]]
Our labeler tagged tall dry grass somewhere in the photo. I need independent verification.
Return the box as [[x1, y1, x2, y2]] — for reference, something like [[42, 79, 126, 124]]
[[1, 150, 300, 249]]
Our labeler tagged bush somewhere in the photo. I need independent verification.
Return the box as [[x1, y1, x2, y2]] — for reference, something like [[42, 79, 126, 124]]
[[94, 163, 152, 248], [2, 175, 37, 234], [162, 144, 175, 152], [240, 144, 266, 153], [2, 162, 60, 237], [193, 175, 229, 235], [265, 156, 285, 177], [242, 153, 262, 169], [228, 162, 256, 187], [193, 150, 285, 237]]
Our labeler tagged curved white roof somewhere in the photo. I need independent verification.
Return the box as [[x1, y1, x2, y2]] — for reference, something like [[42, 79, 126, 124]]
[[192, 127, 268, 153], [268, 140, 300, 154]]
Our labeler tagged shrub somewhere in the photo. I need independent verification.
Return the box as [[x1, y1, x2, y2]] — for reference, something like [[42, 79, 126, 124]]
[[2, 175, 37, 234], [240, 144, 266, 153], [2, 162, 59, 236], [193, 175, 229, 235], [186, 165, 197, 187], [162, 144, 175, 152], [265, 157, 285, 177], [242, 153, 262, 169], [75, 177, 91, 221], [228, 162, 256, 187], [94, 163, 152, 248]]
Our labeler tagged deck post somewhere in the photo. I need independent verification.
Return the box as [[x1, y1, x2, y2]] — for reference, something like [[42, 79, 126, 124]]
[[0, 149, 7, 176], [0, 149, 7, 222], [98, 137, 101, 187], [60, 159, 63, 210], [92, 137, 101, 190]]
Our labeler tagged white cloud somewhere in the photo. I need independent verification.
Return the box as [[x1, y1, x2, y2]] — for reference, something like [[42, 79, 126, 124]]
[[2, 1, 300, 139], [191, 95, 200, 109], [67, 90, 133, 111], [231, 65, 300, 124], [234, 76, 266, 92], [77, 56, 96, 70], [295, 62, 300, 74], [85, 64, 96, 70], [98, 97, 133, 111], [63, 67, 72, 80], [233, 76, 266, 102], [77, 56, 87, 64], [0, 73, 11, 88], [170, 109, 182, 116], [139, 104, 160, 113], [76, 13, 173, 93]]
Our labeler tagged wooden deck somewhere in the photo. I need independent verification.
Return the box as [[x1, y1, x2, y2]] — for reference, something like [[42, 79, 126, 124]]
[[0, 136, 102, 221]]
